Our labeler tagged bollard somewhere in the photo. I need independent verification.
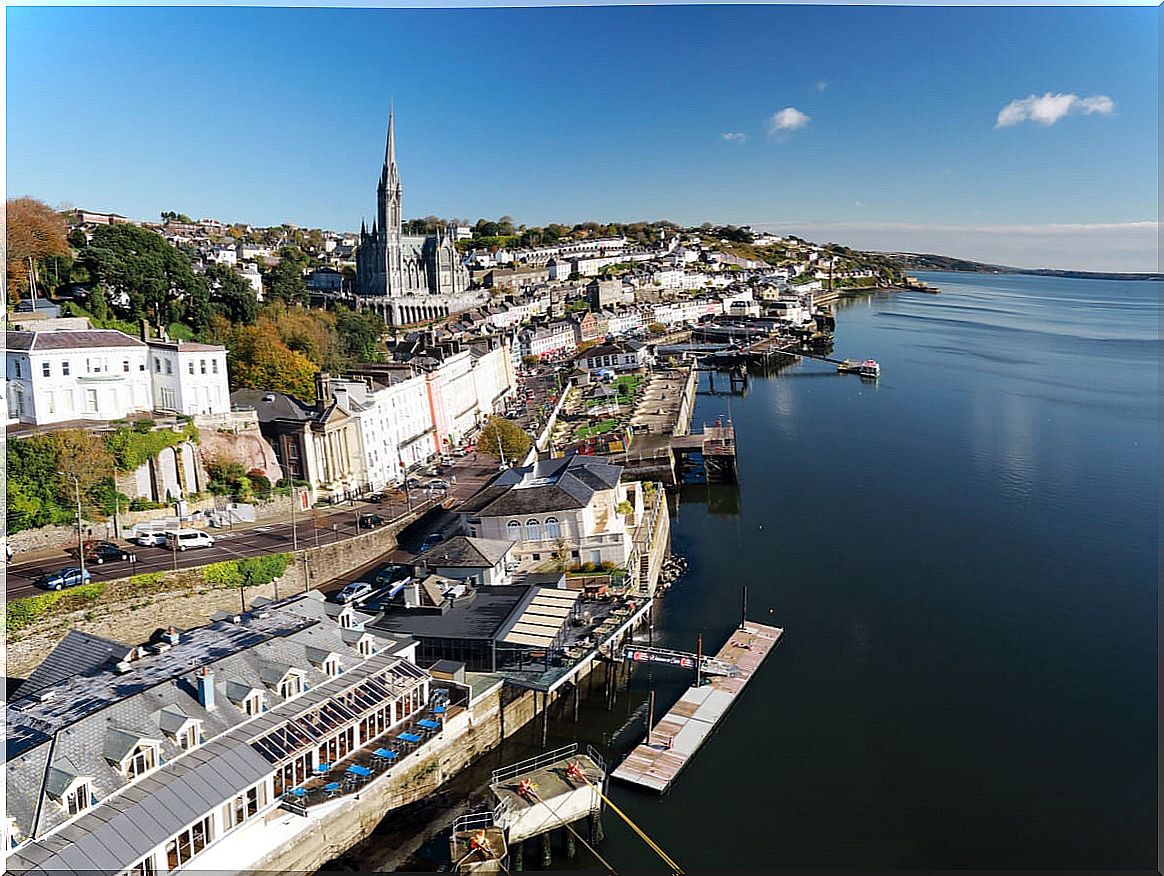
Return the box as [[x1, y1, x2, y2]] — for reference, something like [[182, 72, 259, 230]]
[[564, 827, 577, 860], [540, 832, 552, 868]]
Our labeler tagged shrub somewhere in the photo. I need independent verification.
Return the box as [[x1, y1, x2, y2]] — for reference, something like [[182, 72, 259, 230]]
[[201, 561, 244, 589]]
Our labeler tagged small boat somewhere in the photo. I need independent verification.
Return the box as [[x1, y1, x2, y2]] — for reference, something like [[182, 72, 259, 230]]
[[858, 359, 881, 379]]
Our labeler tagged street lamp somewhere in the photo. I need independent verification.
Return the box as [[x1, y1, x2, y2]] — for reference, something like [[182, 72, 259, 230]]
[[64, 474, 85, 576]]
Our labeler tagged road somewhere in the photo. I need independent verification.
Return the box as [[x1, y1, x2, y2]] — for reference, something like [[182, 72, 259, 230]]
[[5, 456, 506, 600]]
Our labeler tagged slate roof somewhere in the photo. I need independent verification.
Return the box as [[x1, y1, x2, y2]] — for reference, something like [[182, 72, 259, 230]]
[[371, 586, 534, 642], [5, 329, 145, 352], [5, 591, 414, 848], [415, 535, 514, 569], [230, 388, 314, 423], [12, 630, 131, 702], [457, 457, 622, 518]]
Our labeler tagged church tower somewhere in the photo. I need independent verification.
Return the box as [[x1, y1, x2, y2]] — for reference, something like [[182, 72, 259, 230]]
[[377, 107, 404, 295]]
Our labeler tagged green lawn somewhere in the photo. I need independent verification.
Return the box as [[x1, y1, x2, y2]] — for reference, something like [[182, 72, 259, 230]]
[[574, 419, 619, 440]]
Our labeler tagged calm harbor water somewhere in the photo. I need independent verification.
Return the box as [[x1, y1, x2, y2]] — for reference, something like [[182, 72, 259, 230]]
[[544, 272, 1158, 870], [351, 273, 1157, 872]]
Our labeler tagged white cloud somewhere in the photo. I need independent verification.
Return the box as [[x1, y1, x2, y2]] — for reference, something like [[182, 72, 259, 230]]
[[995, 92, 1115, 128], [767, 107, 811, 139], [747, 220, 1157, 273], [816, 80, 828, 93], [721, 132, 748, 143]]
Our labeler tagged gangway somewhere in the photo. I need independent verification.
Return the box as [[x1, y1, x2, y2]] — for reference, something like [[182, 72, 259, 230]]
[[623, 645, 741, 678]]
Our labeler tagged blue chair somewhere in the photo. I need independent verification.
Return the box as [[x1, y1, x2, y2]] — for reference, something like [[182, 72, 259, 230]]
[[288, 787, 308, 799], [432, 705, 447, 715], [373, 747, 399, 763]]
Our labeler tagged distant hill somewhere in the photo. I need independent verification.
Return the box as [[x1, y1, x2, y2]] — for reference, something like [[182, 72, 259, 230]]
[[879, 252, 1161, 282]]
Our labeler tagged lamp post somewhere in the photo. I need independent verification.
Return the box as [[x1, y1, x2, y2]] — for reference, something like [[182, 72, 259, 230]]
[[65, 474, 85, 576]]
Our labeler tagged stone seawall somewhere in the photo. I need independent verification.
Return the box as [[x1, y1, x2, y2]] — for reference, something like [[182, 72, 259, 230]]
[[6, 504, 439, 678]]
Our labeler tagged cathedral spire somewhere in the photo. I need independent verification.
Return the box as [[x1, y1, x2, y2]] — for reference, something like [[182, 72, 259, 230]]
[[384, 102, 397, 176]]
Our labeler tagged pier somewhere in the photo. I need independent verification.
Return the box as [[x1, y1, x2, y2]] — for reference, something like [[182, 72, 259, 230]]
[[610, 621, 784, 793]]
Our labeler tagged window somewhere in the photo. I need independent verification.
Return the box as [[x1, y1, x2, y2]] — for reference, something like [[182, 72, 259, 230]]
[[227, 785, 260, 828], [84, 389, 98, 414], [244, 692, 263, 716], [139, 361, 145, 371], [525, 519, 542, 541], [545, 517, 561, 540], [125, 743, 157, 779], [62, 360, 70, 376], [188, 361, 195, 375], [507, 520, 521, 540], [154, 359, 161, 373], [64, 783, 91, 816], [126, 855, 156, 876], [165, 815, 212, 870], [42, 362, 51, 377], [324, 657, 342, 677], [200, 359, 207, 375], [166, 360, 173, 375], [180, 724, 199, 751], [212, 359, 219, 374], [123, 360, 130, 373], [278, 674, 304, 700], [13, 361, 21, 378], [358, 637, 374, 657]]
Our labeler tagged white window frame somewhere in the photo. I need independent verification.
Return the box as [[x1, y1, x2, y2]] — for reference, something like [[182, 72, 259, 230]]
[[63, 781, 92, 817], [244, 692, 263, 716], [123, 742, 159, 780]]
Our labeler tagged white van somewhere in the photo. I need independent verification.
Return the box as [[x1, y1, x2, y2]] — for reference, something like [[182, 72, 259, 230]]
[[165, 529, 215, 551]]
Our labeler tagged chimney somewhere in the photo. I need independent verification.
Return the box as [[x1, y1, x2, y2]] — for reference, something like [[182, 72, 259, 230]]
[[196, 666, 216, 710], [315, 372, 331, 414], [164, 626, 180, 646], [140, 318, 150, 342]]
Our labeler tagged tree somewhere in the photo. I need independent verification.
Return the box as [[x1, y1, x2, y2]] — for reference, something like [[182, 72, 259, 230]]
[[79, 224, 205, 328], [204, 263, 258, 324], [335, 307, 385, 363], [263, 257, 309, 305], [6, 197, 71, 300], [161, 211, 194, 224], [225, 322, 318, 399], [521, 354, 540, 368], [477, 417, 531, 463], [647, 322, 667, 335]]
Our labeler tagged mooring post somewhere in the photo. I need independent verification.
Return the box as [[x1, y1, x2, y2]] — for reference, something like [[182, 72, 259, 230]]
[[589, 810, 605, 844], [540, 831, 552, 868], [573, 682, 580, 722], [513, 840, 524, 872], [541, 691, 549, 748], [564, 826, 577, 860]]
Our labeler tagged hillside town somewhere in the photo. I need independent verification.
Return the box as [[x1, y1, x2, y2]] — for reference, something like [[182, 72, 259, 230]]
[[3, 115, 908, 875]]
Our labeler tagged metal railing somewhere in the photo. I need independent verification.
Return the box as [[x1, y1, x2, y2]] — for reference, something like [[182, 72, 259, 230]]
[[490, 742, 580, 786]]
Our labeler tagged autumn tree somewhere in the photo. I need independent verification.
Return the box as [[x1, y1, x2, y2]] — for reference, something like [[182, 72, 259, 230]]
[[6, 197, 71, 300], [225, 322, 318, 400], [477, 417, 532, 464]]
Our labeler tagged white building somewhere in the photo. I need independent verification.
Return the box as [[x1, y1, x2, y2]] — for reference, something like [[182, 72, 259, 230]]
[[517, 322, 577, 360], [239, 262, 264, 298], [574, 339, 651, 373], [459, 456, 646, 569], [6, 329, 151, 425], [605, 307, 644, 336], [147, 339, 231, 417]]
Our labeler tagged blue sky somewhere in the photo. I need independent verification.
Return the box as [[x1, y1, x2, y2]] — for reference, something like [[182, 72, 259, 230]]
[[6, 5, 1158, 270]]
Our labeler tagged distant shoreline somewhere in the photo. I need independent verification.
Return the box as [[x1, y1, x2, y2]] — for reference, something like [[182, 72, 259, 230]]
[[881, 252, 1161, 282]]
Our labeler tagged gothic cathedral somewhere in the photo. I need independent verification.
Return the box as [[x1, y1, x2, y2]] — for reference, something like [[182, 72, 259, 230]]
[[354, 110, 480, 326]]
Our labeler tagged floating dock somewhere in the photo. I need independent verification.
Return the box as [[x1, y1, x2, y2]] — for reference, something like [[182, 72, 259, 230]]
[[610, 621, 783, 793]]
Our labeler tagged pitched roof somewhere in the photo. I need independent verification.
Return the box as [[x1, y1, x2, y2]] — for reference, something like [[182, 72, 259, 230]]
[[13, 630, 131, 702], [415, 535, 514, 569], [6, 329, 145, 352], [457, 457, 622, 518], [230, 388, 314, 423]]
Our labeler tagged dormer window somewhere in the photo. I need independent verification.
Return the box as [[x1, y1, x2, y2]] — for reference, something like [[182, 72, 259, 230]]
[[278, 674, 304, 700], [358, 637, 374, 657], [244, 692, 263, 716], [64, 782, 92, 816], [125, 743, 159, 780], [180, 724, 200, 750], [324, 657, 341, 677]]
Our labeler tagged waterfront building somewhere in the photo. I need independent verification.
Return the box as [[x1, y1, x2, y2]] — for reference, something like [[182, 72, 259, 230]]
[[4, 592, 427, 874], [5, 328, 230, 426], [412, 535, 516, 587], [573, 339, 651, 374], [458, 456, 645, 568], [354, 110, 484, 325]]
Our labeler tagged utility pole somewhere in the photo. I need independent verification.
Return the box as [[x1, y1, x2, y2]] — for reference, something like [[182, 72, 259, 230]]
[[66, 474, 85, 576], [289, 485, 299, 553]]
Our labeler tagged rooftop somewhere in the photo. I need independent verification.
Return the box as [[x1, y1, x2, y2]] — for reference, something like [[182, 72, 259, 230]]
[[414, 535, 514, 569], [6, 329, 146, 352]]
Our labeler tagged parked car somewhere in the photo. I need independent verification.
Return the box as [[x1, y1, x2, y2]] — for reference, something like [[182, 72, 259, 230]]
[[81, 540, 135, 564], [336, 581, 373, 604], [404, 477, 423, 490], [419, 533, 444, 552], [427, 479, 450, 491], [165, 529, 215, 551], [135, 529, 169, 547], [36, 567, 92, 591], [358, 513, 387, 529], [374, 564, 412, 587]]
